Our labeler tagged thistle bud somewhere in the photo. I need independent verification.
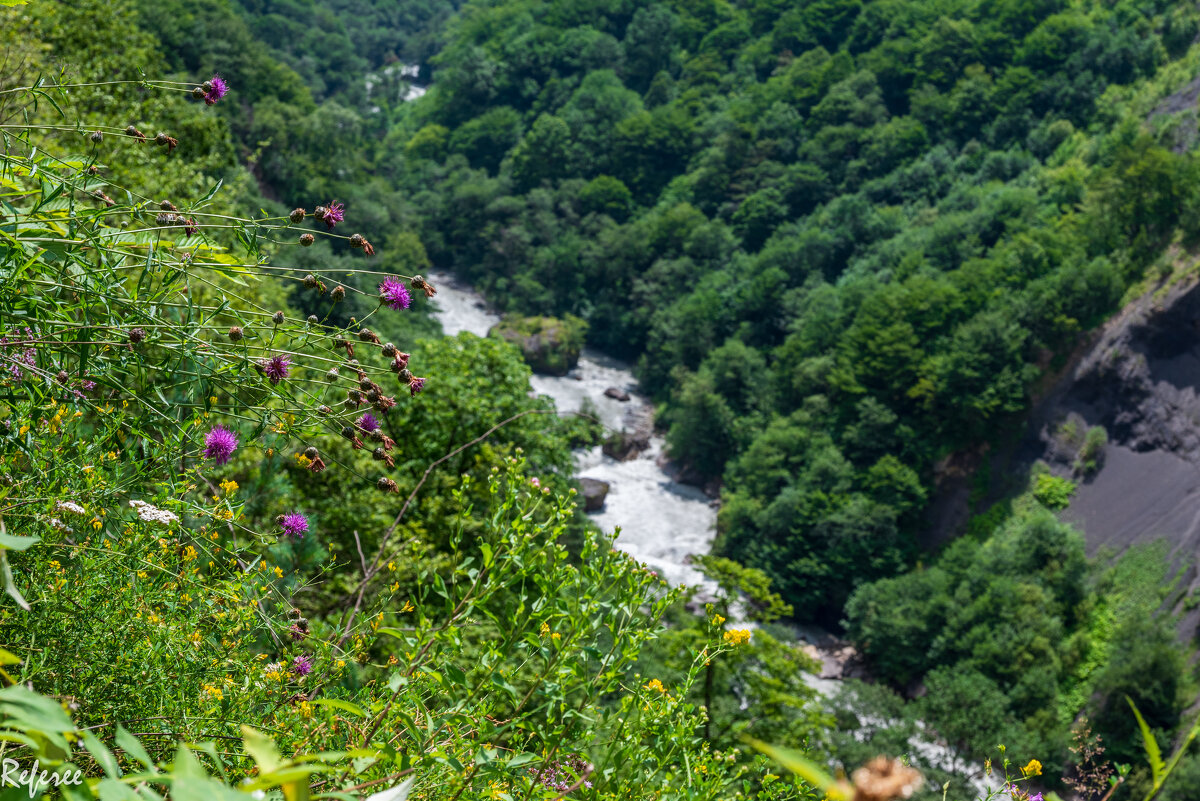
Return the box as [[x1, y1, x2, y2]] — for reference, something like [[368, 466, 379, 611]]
[[359, 378, 373, 392], [390, 352, 410, 372], [289, 208, 305, 224], [288, 608, 303, 620], [377, 477, 400, 493], [307, 315, 319, 326], [154, 132, 178, 154], [228, 326, 243, 342], [398, 368, 413, 383], [299, 233, 315, 247], [317, 405, 332, 415], [330, 285, 345, 302], [303, 274, 319, 289], [381, 343, 397, 357], [333, 337, 348, 349], [156, 213, 176, 226], [303, 447, 319, 460], [325, 367, 340, 381], [272, 311, 285, 325], [160, 200, 177, 211], [349, 233, 365, 249], [56, 370, 68, 383], [128, 327, 145, 344], [89, 131, 102, 143], [191, 86, 205, 100]]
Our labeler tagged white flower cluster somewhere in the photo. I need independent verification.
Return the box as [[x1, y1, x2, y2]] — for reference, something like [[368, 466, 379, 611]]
[[56, 501, 85, 515], [48, 518, 71, 532], [129, 500, 180, 526]]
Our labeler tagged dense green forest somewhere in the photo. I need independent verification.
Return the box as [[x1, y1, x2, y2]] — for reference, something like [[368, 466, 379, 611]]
[[3, 0, 1200, 797]]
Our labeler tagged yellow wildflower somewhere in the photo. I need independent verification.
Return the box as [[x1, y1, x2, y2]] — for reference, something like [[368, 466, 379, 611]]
[[723, 629, 752, 646], [645, 678, 667, 694], [539, 622, 550, 637], [1021, 759, 1042, 778], [712, 614, 726, 626], [181, 546, 198, 562], [219, 479, 238, 495]]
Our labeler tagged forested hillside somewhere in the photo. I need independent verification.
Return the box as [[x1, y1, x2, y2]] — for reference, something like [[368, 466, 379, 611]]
[[4, 0, 1200, 798]]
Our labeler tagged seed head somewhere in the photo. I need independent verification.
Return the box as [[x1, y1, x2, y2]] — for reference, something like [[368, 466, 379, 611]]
[[303, 447, 319, 460], [299, 233, 315, 247], [128, 327, 146, 344], [89, 131, 103, 144], [330, 285, 345, 302], [272, 311, 285, 325], [228, 326, 243, 342], [307, 315, 319, 326], [303, 274, 319, 289], [289, 208, 305, 224], [381, 343, 397, 357]]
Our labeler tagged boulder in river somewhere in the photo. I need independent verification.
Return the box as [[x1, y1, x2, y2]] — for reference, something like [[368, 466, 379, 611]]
[[604, 386, 631, 401], [488, 314, 586, 376], [579, 477, 610, 511]]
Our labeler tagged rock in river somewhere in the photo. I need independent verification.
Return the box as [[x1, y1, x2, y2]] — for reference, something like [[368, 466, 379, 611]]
[[579, 477, 610, 511]]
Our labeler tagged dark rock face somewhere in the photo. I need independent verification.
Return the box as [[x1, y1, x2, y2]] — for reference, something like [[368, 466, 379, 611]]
[[1042, 279, 1200, 459], [579, 477, 610, 511], [604, 386, 631, 401], [488, 314, 586, 376]]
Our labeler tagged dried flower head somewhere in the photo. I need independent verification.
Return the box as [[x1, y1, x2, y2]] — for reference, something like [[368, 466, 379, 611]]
[[851, 757, 922, 801], [228, 326, 243, 342], [410, 274, 437, 298], [330, 285, 345, 302], [154, 132, 178, 154], [299, 233, 314, 247], [128, 327, 145, 344], [377, 476, 400, 493], [124, 125, 147, 142], [289, 208, 306, 224]]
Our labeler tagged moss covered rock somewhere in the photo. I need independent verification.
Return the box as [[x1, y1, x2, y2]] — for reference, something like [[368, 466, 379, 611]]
[[489, 314, 587, 376]]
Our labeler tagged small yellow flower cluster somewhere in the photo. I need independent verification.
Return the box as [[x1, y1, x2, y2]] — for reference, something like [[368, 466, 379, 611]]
[[295, 453, 311, 468], [711, 614, 726, 626], [200, 684, 223, 701], [219, 478, 238, 495], [539, 622, 551, 637], [181, 545, 198, 562], [186, 631, 202, 647], [723, 629, 752, 646], [645, 678, 667, 694], [1021, 759, 1042, 778]]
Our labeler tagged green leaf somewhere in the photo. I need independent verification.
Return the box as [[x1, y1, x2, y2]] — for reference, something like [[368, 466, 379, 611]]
[[82, 729, 121, 778], [311, 698, 366, 718], [1127, 696, 1165, 788], [115, 725, 157, 771], [241, 725, 284, 773], [0, 519, 39, 551], [1, 552, 30, 611]]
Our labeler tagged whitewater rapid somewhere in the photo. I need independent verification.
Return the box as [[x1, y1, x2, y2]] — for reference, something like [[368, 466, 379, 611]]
[[427, 270, 718, 589]]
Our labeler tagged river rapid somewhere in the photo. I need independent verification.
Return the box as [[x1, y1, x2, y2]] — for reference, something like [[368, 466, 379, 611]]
[[427, 270, 718, 589]]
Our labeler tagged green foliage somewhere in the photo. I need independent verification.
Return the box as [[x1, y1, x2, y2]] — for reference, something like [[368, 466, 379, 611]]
[[1033, 471, 1077, 510]]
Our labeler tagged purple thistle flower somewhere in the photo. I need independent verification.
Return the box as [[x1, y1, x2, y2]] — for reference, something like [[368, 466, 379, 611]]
[[204, 74, 228, 105], [356, 412, 380, 433], [315, 202, 344, 230], [409, 376, 426, 397], [280, 512, 309, 539], [260, 354, 292, 385], [1029, 795, 1043, 801], [291, 654, 313, 677], [204, 425, 238, 465], [378, 276, 411, 311]]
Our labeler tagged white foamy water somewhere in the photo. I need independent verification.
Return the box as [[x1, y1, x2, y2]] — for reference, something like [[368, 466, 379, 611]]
[[427, 270, 718, 588]]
